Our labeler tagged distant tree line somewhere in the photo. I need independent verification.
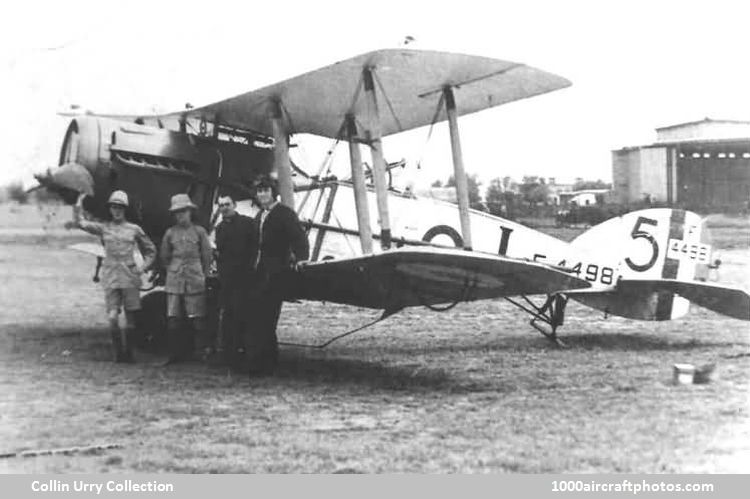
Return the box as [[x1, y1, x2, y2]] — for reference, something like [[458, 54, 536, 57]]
[[430, 174, 612, 219], [0, 181, 61, 205]]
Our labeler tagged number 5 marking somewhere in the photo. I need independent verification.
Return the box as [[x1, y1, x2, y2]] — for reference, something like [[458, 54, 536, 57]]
[[625, 216, 659, 272]]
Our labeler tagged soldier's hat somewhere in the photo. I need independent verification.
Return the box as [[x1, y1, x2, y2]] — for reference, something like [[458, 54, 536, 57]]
[[107, 190, 129, 208], [169, 193, 197, 212]]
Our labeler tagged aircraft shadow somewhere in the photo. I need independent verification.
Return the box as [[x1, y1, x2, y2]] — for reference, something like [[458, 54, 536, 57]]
[[274, 349, 495, 393]]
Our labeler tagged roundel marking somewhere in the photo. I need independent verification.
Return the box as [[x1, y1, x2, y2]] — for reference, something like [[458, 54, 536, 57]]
[[422, 225, 463, 248]]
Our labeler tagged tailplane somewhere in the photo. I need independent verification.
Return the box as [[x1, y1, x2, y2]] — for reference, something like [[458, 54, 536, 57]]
[[568, 208, 745, 321], [617, 279, 749, 321]]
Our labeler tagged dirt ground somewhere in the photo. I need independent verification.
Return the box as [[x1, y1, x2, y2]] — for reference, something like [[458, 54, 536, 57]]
[[0, 203, 748, 473]]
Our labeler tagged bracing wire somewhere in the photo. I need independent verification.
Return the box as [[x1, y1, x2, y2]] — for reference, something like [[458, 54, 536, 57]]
[[415, 92, 445, 171]]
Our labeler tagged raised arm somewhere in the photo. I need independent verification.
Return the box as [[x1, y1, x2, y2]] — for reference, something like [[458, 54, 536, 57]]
[[68, 195, 103, 236]]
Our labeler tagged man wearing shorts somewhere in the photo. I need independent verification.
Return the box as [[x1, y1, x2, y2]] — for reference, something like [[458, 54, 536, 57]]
[[71, 190, 156, 363], [160, 193, 212, 364]]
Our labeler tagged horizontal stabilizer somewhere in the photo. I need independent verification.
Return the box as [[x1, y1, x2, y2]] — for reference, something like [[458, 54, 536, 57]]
[[619, 279, 750, 321], [296, 247, 590, 310]]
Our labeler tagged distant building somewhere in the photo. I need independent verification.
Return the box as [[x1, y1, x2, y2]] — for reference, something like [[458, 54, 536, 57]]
[[612, 118, 750, 208], [544, 178, 575, 205], [559, 189, 611, 207]]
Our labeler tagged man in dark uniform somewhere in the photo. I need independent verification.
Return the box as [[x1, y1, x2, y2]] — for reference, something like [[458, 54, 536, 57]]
[[213, 194, 257, 367], [245, 175, 309, 376]]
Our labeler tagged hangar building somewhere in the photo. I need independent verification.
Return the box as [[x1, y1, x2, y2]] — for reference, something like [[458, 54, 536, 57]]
[[612, 118, 750, 209]]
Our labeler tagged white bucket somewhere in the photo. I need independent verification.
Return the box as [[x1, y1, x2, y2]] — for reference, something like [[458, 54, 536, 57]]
[[673, 363, 696, 385]]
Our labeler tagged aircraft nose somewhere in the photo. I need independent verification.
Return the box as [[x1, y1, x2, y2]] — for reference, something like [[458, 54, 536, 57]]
[[34, 162, 95, 197]]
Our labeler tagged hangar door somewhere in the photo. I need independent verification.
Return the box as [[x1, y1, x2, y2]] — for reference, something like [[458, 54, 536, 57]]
[[677, 147, 750, 208]]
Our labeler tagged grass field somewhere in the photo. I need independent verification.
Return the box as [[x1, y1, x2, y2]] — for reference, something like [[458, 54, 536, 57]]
[[0, 203, 749, 473]]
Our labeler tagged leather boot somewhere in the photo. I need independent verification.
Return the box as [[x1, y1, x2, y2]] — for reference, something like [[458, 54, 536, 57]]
[[122, 326, 137, 363], [191, 317, 211, 361], [109, 325, 125, 363], [163, 317, 185, 365]]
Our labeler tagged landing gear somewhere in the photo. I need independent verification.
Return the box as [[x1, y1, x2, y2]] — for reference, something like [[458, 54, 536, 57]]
[[505, 294, 569, 347]]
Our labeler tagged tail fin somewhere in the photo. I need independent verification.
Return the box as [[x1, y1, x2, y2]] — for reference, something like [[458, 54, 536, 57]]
[[570, 208, 717, 320]]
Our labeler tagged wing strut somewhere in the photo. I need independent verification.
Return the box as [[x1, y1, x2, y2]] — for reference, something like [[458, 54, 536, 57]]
[[364, 67, 392, 250], [346, 114, 374, 254], [270, 100, 295, 208], [444, 86, 473, 250]]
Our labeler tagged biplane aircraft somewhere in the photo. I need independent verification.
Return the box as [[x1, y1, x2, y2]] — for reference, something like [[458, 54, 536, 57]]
[[35, 48, 750, 347]]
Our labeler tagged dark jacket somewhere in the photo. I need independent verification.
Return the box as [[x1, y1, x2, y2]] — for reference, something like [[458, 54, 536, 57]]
[[254, 203, 309, 278], [215, 213, 257, 279]]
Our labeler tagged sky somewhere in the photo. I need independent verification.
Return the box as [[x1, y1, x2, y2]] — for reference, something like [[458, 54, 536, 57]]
[[2, 0, 749, 192]]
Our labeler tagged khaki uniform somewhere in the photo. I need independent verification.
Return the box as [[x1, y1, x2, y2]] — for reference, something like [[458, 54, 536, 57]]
[[160, 224, 212, 317], [78, 220, 156, 311]]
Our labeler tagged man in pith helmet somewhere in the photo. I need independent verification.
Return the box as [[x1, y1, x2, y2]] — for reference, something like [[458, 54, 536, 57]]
[[70, 190, 157, 362], [160, 193, 212, 364]]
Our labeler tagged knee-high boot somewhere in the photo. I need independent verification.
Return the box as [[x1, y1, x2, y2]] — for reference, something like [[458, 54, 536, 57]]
[[109, 324, 125, 363], [191, 317, 208, 361], [164, 317, 185, 365], [122, 326, 136, 363]]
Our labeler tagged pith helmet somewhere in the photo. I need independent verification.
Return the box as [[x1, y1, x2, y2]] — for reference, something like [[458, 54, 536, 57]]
[[169, 193, 197, 212], [107, 190, 129, 208]]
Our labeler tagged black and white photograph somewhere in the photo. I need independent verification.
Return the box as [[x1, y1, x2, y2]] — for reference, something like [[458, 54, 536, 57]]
[[1, 0, 749, 479]]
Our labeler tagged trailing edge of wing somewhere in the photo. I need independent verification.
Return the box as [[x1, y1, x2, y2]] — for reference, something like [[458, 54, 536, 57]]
[[618, 279, 750, 321], [295, 247, 590, 311]]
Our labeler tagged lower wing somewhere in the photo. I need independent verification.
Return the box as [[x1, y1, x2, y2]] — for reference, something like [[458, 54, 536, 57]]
[[296, 247, 591, 312]]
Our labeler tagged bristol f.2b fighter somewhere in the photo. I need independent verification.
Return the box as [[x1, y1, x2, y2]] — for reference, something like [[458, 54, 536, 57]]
[[35, 48, 750, 348]]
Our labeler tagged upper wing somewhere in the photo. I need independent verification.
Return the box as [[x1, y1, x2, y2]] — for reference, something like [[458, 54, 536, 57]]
[[92, 49, 570, 140], [295, 247, 590, 311], [618, 279, 750, 321]]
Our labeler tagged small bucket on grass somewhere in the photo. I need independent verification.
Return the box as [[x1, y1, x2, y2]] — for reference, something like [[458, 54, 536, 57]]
[[673, 363, 695, 385]]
